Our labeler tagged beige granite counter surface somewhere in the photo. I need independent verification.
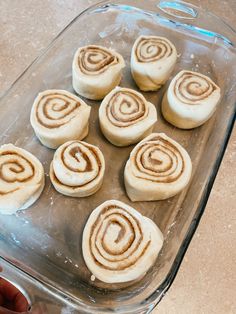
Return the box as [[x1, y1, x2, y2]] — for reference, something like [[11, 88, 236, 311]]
[[0, 1, 235, 313]]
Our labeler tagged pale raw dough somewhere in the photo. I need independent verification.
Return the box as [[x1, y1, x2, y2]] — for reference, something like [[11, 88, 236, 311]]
[[131, 35, 177, 91], [162, 70, 221, 129], [50, 140, 105, 197], [0, 144, 45, 215], [72, 45, 125, 100], [99, 87, 157, 146], [30, 89, 91, 149], [82, 199, 163, 283], [124, 133, 192, 201]]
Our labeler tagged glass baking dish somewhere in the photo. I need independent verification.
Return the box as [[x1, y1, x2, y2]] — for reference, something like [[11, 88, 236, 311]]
[[0, 1, 235, 313]]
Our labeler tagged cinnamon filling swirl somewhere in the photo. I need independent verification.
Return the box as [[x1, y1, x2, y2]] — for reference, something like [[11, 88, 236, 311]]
[[106, 90, 148, 127], [0, 151, 35, 195], [0, 144, 45, 214], [83, 200, 163, 282], [53, 141, 102, 188], [78, 46, 119, 75], [174, 72, 217, 104], [133, 136, 184, 183], [135, 37, 173, 63], [35, 93, 81, 128], [89, 205, 151, 271]]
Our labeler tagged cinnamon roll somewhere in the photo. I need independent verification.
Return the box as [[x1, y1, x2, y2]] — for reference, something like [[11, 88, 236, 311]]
[[72, 45, 125, 100], [99, 87, 157, 146], [30, 90, 91, 149], [124, 133, 192, 201], [50, 141, 105, 197], [162, 70, 221, 129], [0, 144, 45, 215], [82, 200, 163, 283], [131, 35, 177, 91]]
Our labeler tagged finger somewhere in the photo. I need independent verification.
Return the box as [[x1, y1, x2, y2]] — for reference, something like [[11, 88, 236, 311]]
[[0, 306, 28, 314], [0, 294, 3, 307], [13, 291, 29, 312], [0, 278, 29, 312]]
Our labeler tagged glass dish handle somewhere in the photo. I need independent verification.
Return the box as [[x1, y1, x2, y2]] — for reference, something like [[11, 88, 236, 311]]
[[156, 0, 234, 46], [157, 0, 198, 19]]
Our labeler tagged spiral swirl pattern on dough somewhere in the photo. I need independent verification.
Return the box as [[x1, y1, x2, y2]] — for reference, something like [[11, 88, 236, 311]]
[[131, 36, 177, 91], [0, 152, 34, 192], [105, 89, 148, 127], [173, 71, 217, 104], [0, 144, 45, 214], [50, 141, 105, 197], [135, 36, 174, 63], [161, 70, 221, 129], [82, 200, 163, 283], [35, 92, 81, 129], [78, 46, 119, 75], [73, 45, 125, 100], [99, 87, 157, 146], [30, 90, 91, 149], [132, 135, 184, 183], [89, 205, 150, 270], [124, 133, 192, 201]]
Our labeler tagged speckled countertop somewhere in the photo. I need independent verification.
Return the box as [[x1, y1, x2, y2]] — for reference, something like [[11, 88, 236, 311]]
[[0, 1, 235, 313]]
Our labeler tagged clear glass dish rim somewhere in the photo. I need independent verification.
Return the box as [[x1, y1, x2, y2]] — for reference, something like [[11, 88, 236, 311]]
[[0, 1, 235, 313]]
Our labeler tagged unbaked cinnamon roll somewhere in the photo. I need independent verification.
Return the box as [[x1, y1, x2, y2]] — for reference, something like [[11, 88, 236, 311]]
[[99, 87, 157, 146], [72, 45, 125, 100], [162, 70, 221, 129], [0, 144, 45, 214], [50, 141, 105, 197], [82, 200, 163, 283], [131, 35, 177, 91], [30, 90, 91, 149], [124, 133, 192, 201]]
